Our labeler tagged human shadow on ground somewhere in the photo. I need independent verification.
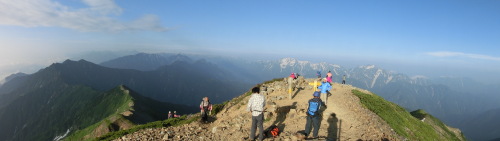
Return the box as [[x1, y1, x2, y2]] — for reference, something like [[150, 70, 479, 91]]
[[292, 88, 303, 99], [263, 102, 298, 139], [327, 113, 340, 141], [272, 102, 297, 127]]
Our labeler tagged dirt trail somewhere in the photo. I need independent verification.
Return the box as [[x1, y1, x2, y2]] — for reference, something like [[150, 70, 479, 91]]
[[115, 78, 401, 141]]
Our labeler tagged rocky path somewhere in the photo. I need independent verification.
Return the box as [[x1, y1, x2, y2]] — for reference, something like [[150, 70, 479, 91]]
[[115, 78, 401, 141]]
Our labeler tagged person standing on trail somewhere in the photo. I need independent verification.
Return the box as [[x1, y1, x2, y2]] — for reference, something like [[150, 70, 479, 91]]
[[342, 75, 346, 84], [290, 72, 296, 79], [247, 87, 266, 141], [316, 71, 321, 78], [318, 78, 332, 105], [326, 71, 333, 84], [200, 97, 212, 123], [168, 111, 172, 119], [304, 91, 323, 140]]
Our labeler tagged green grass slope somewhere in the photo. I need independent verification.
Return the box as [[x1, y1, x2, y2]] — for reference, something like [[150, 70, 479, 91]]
[[0, 83, 123, 141], [352, 89, 465, 140], [63, 85, 135, 141], [64, 85, 198, 141]]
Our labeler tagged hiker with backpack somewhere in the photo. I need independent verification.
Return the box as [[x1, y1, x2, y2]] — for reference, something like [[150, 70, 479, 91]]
[[318, 78, 332, 105], [302, 91, 324, 140], [200, 97, 213, 123], [247, 87, 266, 141]]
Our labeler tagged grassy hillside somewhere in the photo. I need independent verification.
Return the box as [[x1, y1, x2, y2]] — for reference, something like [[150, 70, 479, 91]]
[[0, 83, 126, 141], [352, 89, 465, 140], [63, 86, 135, 141], [64, 85, 199, 141]]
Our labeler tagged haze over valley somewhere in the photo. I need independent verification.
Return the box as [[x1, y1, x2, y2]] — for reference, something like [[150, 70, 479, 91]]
[[1, 0, 499, 140]]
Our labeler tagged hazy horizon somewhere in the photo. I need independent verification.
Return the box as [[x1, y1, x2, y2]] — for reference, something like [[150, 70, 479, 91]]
[[1, 0, 499, 84]]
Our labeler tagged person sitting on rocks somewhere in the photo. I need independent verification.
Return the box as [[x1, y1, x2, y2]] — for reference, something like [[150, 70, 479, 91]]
[[173, 111, 180, 118]]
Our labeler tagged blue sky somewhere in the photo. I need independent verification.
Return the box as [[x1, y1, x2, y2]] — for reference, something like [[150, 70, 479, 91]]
[[1, 0, 500, 82]]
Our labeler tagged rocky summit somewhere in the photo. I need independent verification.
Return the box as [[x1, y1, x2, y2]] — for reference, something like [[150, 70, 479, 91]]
[[114, 77, 464, 141]]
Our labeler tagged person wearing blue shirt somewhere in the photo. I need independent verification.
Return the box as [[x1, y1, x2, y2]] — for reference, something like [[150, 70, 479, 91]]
[[317, 78, 331, 105]]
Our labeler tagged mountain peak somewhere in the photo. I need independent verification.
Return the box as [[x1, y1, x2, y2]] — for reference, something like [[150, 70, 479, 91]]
[[360, 65, 376, 70], [280, 58, 299, 68], [61, 59, 92, 64]]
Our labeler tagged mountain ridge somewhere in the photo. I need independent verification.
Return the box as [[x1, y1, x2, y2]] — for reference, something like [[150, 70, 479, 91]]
[[92, 52, 498, 140], [0, 58, 247, 141], [110, 78, 465, 141]]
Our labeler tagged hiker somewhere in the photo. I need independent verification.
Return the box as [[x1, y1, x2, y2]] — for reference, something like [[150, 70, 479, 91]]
[[173, 111, 180, 118], [342, 75, 346, 84], [288, 73, 295, 96], [168, 111, 172, 119], [200, 97, 213, 123], [247, 87, 266, 141], [316, 71, 321, 78], [304, 91, 323, 139], [290, 73, 296, 79], [326, 71, 333, 84], [317, 78, 332, 105]]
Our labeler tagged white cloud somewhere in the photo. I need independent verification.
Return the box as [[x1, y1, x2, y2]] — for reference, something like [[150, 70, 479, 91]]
[[426, 51, 500, 61], [0, 0, 167, 32]]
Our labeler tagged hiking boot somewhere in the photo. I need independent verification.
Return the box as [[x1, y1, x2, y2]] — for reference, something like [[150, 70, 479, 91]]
[[307, 136, 318, 141], [243, 137, 255, 141]]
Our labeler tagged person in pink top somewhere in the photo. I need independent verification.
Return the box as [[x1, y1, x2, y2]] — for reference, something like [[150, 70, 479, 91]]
[[290, 73, 296, 79], [326, 71, 333, 84]]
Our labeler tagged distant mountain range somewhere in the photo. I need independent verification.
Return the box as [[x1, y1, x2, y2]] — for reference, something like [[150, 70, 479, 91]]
[[101, 53, 500, 140], [100, 53, 193, 71], [1, 52, 498, 140], [100, 54, 500, 122]]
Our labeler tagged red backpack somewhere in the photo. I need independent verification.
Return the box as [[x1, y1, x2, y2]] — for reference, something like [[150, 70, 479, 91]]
[[270, 126, 279, 137]]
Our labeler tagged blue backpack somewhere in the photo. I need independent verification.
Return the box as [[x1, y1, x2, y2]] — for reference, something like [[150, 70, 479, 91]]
[[307, 99, 321, 116]]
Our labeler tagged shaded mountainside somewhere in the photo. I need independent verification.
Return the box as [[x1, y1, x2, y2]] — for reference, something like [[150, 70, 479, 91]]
[[0, 82, 195, 141], [5, 59, 250, 106], [458, 108, 500, 141], [106, 78, 464, 141], [0, 58, 249, 141], [64, 85, 198, 141], [99, 53, 192, 71]]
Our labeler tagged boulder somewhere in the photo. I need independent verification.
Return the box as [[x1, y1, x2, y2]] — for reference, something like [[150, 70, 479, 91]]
[[162, 134, 169, 140], [212, 127, 218, 134]]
